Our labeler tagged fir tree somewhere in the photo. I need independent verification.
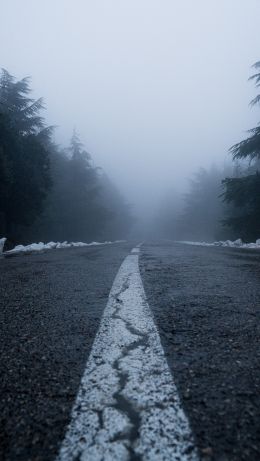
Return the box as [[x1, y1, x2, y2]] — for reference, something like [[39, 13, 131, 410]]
[[0, 70, 51, 241], [223, 62, 260, 240]]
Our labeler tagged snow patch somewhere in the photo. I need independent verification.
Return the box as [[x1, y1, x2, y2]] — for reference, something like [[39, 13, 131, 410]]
[[5, 240, 125, 254], [0, 238, 7, 253], [179, 238, 260, 249]]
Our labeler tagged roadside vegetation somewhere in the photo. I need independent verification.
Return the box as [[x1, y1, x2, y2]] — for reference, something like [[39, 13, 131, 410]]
[[222, 61, 260, 241], [159, 61, 260, 242], [0, 69, 132, 245], [1, 61, 260, 246]]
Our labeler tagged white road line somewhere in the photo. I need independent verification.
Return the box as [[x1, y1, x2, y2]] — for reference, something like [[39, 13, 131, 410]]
[[56, 248, 198, 461]]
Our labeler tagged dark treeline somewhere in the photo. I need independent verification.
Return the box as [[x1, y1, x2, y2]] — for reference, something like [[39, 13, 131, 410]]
[[157, 164, 236, 242], [0, 70, 132, 245], [1, 62, 259, 245], [159, 61, 260, 243]]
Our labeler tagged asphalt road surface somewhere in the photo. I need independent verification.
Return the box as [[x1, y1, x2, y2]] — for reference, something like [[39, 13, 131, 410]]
[[0, 241, 259, 461]]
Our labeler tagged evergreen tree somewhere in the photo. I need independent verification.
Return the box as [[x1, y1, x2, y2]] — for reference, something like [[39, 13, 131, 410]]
[[155, 165, 234, 242], [0, 70, 132, 244], [223, 61, 260, 240], [0, 69, 44, 135], [28, 131, 110, 242], [64, 130, 107, 241], [0, 70, 51, 241], [176, 165, 232, 241]]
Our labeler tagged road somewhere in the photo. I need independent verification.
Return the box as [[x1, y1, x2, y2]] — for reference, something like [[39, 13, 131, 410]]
[[0, 241, 259, 460]]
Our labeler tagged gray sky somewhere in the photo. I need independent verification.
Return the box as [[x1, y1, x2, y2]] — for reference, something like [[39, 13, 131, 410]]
[[1, 0, 260, 213]]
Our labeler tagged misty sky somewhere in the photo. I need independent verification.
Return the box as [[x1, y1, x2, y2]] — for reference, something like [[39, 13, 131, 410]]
[[1, 0, 260, 214]]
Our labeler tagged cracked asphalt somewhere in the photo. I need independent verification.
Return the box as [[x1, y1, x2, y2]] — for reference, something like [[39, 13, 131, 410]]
[[0, 240, 259, 461], [56, 250, 197, 461]]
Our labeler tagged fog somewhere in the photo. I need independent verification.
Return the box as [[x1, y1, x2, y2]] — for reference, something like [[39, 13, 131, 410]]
[[1, 0, 260, 241]]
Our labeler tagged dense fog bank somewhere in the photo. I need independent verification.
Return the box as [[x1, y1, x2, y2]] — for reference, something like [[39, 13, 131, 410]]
[[1, 59, 260, 246]]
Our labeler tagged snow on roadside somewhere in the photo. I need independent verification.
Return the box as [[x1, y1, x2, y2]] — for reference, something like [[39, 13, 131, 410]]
[[0, 238, 7, 254], [178, 238, 260, 249], [2, 240, 125, 254]]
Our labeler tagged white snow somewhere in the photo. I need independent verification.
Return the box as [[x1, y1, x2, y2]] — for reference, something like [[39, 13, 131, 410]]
[[179, 238, 260, 249], [0, 238, 7, 253], [5, 240, 125, 254]]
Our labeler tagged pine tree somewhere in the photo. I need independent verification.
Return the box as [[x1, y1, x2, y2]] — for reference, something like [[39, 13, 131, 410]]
[[223, 62, 260, 241], [0, 70, 51, 241], [175, 166, 232, 241], [0, 69, 44, 135], [0, 70, 132, 243]]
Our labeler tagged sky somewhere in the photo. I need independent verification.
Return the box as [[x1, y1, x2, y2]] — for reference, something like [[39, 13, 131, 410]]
[[0, 0, 260, 214]]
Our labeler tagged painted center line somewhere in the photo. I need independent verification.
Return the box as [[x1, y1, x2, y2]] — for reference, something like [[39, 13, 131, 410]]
[[56, 248, 198, 461]]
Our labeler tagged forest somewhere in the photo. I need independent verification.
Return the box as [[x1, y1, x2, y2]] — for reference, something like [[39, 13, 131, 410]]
[[0, 69, 132, 246], [159, 61, 260, 243], [0, 62, 260, 246]]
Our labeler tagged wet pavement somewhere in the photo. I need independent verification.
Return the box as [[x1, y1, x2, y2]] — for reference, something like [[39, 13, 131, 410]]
[[140, 241, 260, 461], [0, 240, 259, 460], [0, 242, 132, 461]]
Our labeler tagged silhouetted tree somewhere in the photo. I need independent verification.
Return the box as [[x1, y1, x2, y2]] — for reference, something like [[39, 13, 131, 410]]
[[63, 130, 108, 240], [0, 70, 132, 244], [0, 69, 44, 135], [177, 165, 233, 241], [223, 61, 260, 240], [27, 131, 132, 242], [0, 70, 51, 240], [157, 165, 234, 242]]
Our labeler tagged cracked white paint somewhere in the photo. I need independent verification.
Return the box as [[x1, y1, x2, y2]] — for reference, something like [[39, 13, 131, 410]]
[[56, 249, 199, 461]]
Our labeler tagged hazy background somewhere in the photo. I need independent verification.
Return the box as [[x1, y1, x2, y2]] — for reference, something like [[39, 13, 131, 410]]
[[1, 0, 260, 215]]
